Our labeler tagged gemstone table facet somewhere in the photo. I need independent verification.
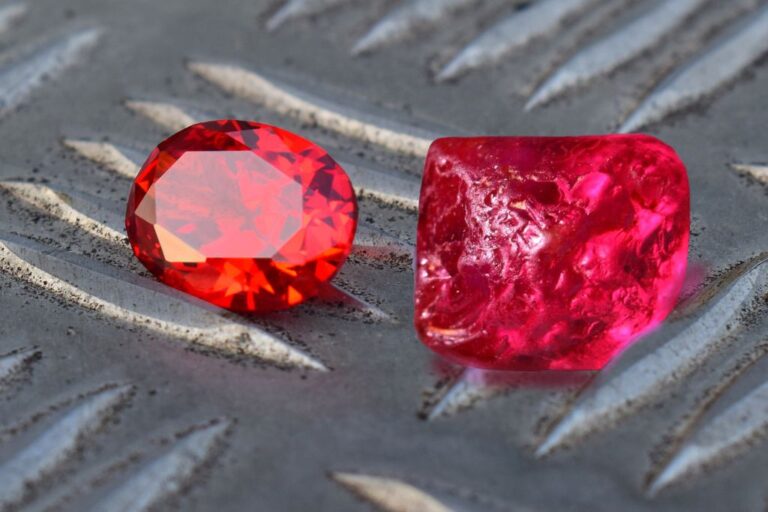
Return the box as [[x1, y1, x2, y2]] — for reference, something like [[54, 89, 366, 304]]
[[126, 120, 358, 312], [414, 135, 690, 370]]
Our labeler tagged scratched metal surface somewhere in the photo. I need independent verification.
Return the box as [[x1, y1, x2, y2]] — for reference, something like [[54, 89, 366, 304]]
[[1, 0, 768, 510]]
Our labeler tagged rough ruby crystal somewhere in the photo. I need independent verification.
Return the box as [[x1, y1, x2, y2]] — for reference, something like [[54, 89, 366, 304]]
[[125, 120, 357, 312], [415, 135, 689, 370]]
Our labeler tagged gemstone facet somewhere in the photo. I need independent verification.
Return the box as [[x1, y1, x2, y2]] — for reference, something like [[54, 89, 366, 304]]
[[415, 135, 689, 370], [126, 120, 358, 312]]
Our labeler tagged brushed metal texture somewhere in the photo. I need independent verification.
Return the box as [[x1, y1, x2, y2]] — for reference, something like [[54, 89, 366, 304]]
[[1, 0, 768, 510]]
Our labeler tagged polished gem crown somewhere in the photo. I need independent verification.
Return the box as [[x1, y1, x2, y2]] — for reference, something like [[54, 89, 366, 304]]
[[126, 120, 358, 312]]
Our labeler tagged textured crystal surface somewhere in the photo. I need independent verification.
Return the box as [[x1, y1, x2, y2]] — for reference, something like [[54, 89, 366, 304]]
[[126, 120, 358, 312], [415, 135, 689, 370]]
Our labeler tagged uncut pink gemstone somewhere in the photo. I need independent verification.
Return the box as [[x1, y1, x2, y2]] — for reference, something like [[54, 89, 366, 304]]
[[414, 135, 690, 371]]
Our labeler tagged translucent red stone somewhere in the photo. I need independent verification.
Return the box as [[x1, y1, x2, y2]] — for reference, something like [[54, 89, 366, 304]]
[[125, 120, 357, 312], [415, 135, 689, 370]]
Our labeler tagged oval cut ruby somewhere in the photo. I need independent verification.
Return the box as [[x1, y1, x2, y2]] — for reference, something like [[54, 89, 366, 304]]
[[126, 120, 358, 312]]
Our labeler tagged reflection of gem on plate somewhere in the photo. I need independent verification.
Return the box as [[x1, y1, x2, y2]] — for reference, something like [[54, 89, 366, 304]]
[[415, 135, 690, 371], [126, 120, 358, 313]]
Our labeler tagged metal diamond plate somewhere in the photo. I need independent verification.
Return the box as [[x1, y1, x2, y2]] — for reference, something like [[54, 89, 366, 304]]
[[1, 0, 768, 510]]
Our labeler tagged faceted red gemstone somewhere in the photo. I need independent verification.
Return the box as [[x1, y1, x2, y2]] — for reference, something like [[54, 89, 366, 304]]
[[415, 135, 689, 371], [125, 120, 358, 312]]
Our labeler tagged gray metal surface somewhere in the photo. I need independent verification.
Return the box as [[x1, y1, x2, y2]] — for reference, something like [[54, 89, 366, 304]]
[[1, 0, 768, 510]]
